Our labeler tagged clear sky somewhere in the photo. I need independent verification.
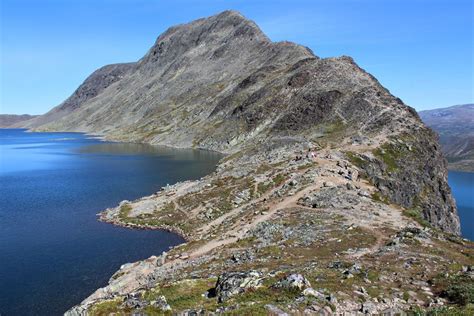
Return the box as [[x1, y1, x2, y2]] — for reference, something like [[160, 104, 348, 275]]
[[1, 0, 472, 114]]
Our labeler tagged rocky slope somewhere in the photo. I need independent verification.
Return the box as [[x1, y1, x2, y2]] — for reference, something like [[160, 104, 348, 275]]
[[22, 10, 471, 315], [420, 104, 474, 172], [0, 114, 38, 128], [16, 63, 135, 129]]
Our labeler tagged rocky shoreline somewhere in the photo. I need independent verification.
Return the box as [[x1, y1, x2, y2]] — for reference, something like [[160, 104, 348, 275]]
[[66, 137, 473, 315], [98, 200, 191, 242]]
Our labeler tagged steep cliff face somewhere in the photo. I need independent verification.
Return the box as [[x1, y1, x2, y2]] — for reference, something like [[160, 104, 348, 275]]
[[27, 11, 459, 236], [350, 127, 460, 234]]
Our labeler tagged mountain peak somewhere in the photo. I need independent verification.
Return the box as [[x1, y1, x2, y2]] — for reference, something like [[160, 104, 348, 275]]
[[139, 10, 275, 66]]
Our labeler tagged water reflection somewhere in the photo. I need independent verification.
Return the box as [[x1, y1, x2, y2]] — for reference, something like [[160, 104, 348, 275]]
[[78, 142, 223, 160]]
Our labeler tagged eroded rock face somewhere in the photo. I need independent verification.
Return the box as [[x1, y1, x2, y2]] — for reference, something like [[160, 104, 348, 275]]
[[350, 130, 460, 234], [215, 271, 263, 302]]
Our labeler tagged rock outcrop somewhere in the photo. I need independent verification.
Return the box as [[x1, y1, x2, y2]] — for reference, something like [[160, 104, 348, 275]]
[[215, 271, 264, 302]]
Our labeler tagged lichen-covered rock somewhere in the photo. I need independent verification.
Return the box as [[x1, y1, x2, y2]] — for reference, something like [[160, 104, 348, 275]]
[[123, 291, 147, 309], [302, 288, 326, 300], [215, 271, 263, 302], [274, 274, 311, 290], [361, 301, 376, 314], [150, 295, 171, 311]]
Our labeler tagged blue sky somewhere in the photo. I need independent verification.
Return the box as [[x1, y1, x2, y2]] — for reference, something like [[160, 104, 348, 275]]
[[1, 0, 472, 114]]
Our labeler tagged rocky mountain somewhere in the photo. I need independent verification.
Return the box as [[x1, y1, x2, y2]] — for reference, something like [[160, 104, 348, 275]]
[[22, 10, 472, 315], [16, 63, 135, 129], [419, 104, 474, 172], [0, 114, 38, 128]]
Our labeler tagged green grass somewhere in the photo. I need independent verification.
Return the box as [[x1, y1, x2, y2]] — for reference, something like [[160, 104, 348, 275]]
[[89, 299, 122, 316], [345, 151, 366, 169], [372, 139, 417, 174], [403, 208, 430, 227], [419, 305, 474, 316], [225, 285, 301, 314], [371, 192, 390, 204], [272, 174, 286, 187], [154, 279, 218, 311], [118, 204, 132, 220], [373, 147, 399, 173], [444, 279, 474, 306], [297, 161, 317, 170], [257, 182, 272, 195]]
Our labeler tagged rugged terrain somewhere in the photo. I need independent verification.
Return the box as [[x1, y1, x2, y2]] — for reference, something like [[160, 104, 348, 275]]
[[18, 10, 472, 315], [420, 104, 474, 172], [0, 114, 38, 128]]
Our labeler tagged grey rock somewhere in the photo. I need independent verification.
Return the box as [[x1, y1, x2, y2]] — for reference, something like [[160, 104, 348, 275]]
[[274, 273, 311, 290], [150, 295, 171, 311], [179, 309, 206, 316], [302, 288, 326, 300], [123, 292, 147, 309], [265, 304, 290, 316], [361, 301, 376, 314], [215, 270, 263, 302]]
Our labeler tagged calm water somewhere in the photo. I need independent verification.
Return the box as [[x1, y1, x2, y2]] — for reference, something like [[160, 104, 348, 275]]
[[0, 129, 222, 315], [448, 171, 474, 241]]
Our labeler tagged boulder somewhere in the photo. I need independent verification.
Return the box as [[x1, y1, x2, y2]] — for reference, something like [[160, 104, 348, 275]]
[[215, 271, 264, 302], [123, 292, 147, 309], [361, 301, 376, 314], [274, 273, 311, 290], [150, 295, 171, 311], [302, 288, 325, 300]]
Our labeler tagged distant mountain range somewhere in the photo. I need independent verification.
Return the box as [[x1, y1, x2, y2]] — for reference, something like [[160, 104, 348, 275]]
[[419, 104, 474, 172], [0, 114, 38, 128]]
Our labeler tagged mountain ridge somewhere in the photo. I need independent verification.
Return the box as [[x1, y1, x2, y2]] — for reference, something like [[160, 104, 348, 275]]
[[419, 103, 474, 172], [0, 114, 39, 128], [12, 10, 472, 315]]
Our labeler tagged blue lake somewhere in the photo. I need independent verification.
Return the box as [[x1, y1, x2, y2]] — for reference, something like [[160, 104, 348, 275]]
[[448, 171, 474, 241], [0, 129, 222, 315], [0, 129, 472, 315]]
